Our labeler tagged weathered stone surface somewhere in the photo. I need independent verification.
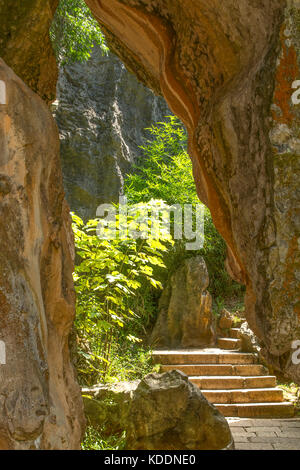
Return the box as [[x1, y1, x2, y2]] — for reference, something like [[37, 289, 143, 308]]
[[239, 322, 262, 356], [151, 257, 214, 349], [0, 60, 84, 449], [83, 370, 234, 450], [219, 309, 234, 331], [86, 0, 300, 382], [53, 48, 171, 220], [0, 0, 58, 103]]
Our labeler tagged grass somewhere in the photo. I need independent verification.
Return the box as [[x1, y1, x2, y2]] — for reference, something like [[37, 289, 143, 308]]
[[82, 426, 126, 450], [277, 378, 300, 414]]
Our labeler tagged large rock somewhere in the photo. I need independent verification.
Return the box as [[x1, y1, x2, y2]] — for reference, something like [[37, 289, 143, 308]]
[[151, 257, 215, 349], [0, 59, 84, 449], [83, 370, 234, 450], [53, 48, 171, 220], [86, 0, 300, 382], [0, 0, 58, 103], [239, 322, 262, 356]]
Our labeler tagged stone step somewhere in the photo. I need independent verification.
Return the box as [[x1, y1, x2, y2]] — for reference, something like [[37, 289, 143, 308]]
[[217, 337, 241, 350], [161, 363, 268, 376], [215, 402, 295, 418], [229, 328, 241, 339], [153, 349, 256, 365], [190, 375, 277, 390], [202, 387, 284, 404]]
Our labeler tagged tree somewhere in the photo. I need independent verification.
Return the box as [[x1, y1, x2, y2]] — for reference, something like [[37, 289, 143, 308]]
[[50, 0, 108, 65]]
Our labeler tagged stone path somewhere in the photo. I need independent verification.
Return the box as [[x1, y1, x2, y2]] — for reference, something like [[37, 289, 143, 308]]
[[153, 348, 294, 418], [227, 417, 300, 450]]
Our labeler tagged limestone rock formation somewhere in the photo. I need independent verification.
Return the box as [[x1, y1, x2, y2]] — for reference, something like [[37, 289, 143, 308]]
[[239, 322, 262, 356], [151, 257, 215, 349], [218, 309, 234, 331], [86, 0, 300, 382], [0, 0, 58, 103], [83, 370, 234, 450], [0, 59, 84, 449], [53, 48, 171, 220], [0, 0, 300, 451]]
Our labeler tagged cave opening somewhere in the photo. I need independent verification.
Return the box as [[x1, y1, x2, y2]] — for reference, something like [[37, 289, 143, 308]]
[[0, 0, 299, 451], [49, 1, 247, 449]]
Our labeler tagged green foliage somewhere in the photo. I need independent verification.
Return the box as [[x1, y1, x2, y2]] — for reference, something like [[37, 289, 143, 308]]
[[103, 343, 159, 384], [125, 116, 197, 206], [50, 0, 108, 65], [72, 202, 173, 386], [124, 116, 244, 299]]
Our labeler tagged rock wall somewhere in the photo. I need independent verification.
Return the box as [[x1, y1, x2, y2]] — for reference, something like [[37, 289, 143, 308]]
[[0, 0, 58, 103], [53, 48, 171, 220], [0, 59, 84, 449], [86, 0, 300, 382]]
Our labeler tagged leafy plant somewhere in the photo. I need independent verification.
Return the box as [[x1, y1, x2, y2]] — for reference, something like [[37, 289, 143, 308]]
[[50, 0, 108, 65], [125, 116, 196, 206], [72, 200, 173, 386]]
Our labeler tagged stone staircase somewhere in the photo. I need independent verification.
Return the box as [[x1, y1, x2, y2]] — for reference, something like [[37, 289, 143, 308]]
[[153, 328, 294, 418]]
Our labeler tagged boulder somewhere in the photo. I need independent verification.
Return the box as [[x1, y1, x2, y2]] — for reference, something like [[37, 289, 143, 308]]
[[218, 309, 234, 331], [83, 370, 234, 450], [150, 257, 215, 349], [239, 322, 262, 355]]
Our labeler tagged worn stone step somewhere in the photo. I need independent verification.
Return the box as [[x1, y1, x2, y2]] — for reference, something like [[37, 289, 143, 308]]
[[153, 349, 256, 365], [160, 364, 268, 376], [229, 328, 241, 339], [215, 402, 295, 418], [202, 387, 284, 404], [217, 338, 242, 350], [191, 375, 277, 390]]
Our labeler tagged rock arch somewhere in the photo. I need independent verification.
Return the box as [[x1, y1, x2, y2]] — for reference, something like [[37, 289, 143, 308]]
[[0, 0, 299, 449], [86, 0, 300, 377]]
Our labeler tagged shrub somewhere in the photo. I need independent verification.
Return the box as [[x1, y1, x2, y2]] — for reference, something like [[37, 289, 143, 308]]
[[72, 201, 173, 386]]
